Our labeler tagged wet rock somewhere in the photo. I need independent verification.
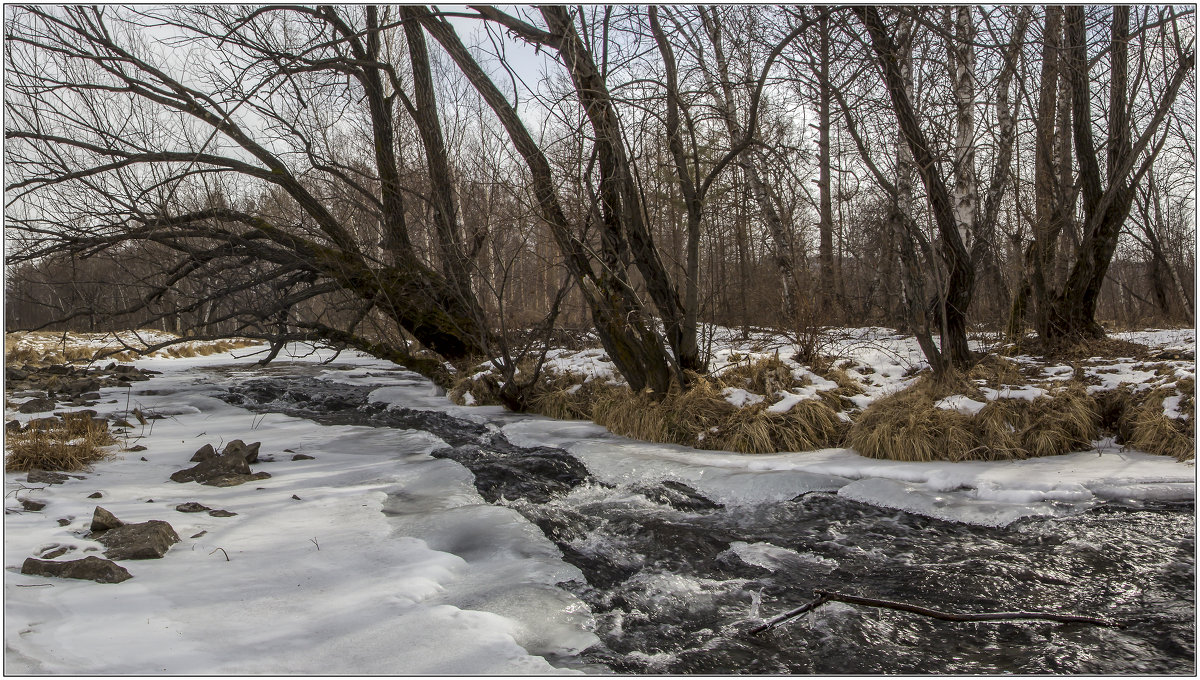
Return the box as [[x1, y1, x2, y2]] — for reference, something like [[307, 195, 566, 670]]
[[56, 518, 70, 527], [207, 509, 237, 517], [127, 445, 147, 452], [175, 502, 211, 513], [7, 366, 29, 381], [95, 520, 180, 560], [27, 470, 72, 485], [18, 397, 55, 413], [64, 378, 100, 395], [19, 498, 46, 512], [90, 506, 124, 533], [21, 556, 132, 584], [6, 419, 21, 431], [291, 454, 315, 461], [636, 480, 724, 512], [190, 530, 207, 539], [291, 494, 302, 500], [207, 471, 271, 487], [189, 444, 217, 462], [430, 436, 592, 504], [87, 492, 103, 499]]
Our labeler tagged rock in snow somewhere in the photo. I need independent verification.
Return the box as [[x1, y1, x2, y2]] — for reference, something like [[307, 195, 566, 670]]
[[90, 506, 124, 532], [95, 519, 180, 560], [21, 556, 132, 584]]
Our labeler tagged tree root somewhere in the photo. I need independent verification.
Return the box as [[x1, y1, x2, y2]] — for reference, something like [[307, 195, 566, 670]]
[[748, 589, 1119, 635]]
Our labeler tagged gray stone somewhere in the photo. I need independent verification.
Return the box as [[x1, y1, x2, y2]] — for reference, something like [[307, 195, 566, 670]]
[[175, 502, 211, 513], [95, 520, 180, 560], [207, 509, 237, 518], [25, 417, 59, 432], [18, 397, 55, 414], [87, 492, 103, 499], [27, 470, 70, 485], [291, 454, 315, 461], [20, 498, 46, 512], [39, 545, 71, 559], [203, 472, 270, 488], [189, 444, 216, 463], [90, 506, 124, 533], [21, 556, 132, 584], [6, 419, 21, 431], [170, 451, 270, 487], [221, 440, 261, 464]]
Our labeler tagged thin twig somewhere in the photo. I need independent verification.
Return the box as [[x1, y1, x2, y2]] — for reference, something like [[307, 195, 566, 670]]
[[209, 547, 230, 561], [816, 590, 1120, 628], [750, 589, 1120, 635]]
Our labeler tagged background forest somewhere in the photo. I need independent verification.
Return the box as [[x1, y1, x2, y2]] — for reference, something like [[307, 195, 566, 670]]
[[5, 5, 1195, 392]]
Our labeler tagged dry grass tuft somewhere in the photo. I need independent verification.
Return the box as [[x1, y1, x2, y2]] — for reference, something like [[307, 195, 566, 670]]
[[715, 356, 798, 396], [592, 374, 846, 454], [1122, 380, 1195, 462], [5, 416, 117, 472], [847, 380, 980, 461], [848, 377, 1100, 462], [968, 354, 1024, 386], [447, 363, 505, 407]]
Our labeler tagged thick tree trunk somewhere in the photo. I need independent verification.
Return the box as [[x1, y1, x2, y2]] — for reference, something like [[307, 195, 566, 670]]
[[857, 7, 974, 370], [538, 6, 693, 383], [400, 7, 476, 306], [1037, 6, 1193, 343], [415, 7, 677, 394]]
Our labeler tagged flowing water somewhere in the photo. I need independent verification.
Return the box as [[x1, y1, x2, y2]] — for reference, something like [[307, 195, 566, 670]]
[[220, 370, 1195, 674]]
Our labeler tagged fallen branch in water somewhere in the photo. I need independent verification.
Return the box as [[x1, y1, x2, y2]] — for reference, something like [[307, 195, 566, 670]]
[[749, 589, 1119, 635], [748, 593, 830, 634]]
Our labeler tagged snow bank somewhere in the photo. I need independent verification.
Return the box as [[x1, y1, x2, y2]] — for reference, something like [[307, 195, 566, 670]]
[[5, 345, 594, 674], [504, 419, 1194, 528]]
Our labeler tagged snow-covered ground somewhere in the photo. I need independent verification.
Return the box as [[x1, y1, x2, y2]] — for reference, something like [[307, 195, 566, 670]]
[[5, 346, 597, 674], [4, 329, 1195, 673]]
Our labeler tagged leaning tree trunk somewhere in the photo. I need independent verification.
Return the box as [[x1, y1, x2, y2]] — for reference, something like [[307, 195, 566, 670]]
[[857, 6, 975, 370], [414, 7, 677, 394]]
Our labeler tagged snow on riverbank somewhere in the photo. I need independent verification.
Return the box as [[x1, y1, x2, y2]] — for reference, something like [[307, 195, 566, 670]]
[[5, 333, 1196, 672], [5, 345, 596, 674]]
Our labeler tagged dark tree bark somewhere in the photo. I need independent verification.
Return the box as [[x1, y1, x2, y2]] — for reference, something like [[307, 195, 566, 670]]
[[1034, 6, 1194, 343], [412, 6, 678, 394], [856, 6, 974, 370]]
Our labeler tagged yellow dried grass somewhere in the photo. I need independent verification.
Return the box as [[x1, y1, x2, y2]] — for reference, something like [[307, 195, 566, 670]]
[[5, 417, 117, 472], [1123, 380, 1195, 462], [848, 377, 1100, 462]]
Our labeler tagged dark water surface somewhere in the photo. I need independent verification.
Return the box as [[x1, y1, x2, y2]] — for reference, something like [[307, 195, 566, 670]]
[[220, 372, 1195, 674]]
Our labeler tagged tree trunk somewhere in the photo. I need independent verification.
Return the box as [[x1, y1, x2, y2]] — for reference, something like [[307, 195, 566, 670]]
[[816, 8, 838, 321], [415, 7, 677, 394], [857, 6, 974, 370]]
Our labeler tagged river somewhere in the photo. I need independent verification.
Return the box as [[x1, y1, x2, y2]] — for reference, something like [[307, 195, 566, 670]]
[[219, 367, 1194, 674]]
